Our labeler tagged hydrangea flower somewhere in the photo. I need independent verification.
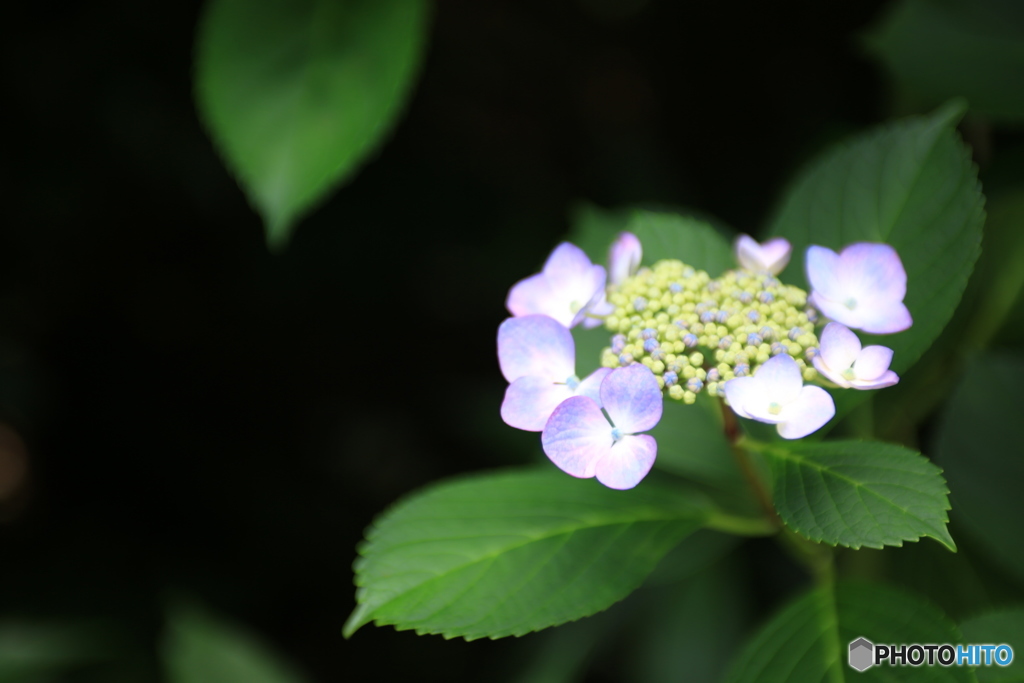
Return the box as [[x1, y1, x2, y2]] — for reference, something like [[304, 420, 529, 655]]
[[498, 314, 611, 431], [723, 354, 835, 439], [735, 234, 792, 275], [609, 231, 643, 285], [812, 322, 899, 390], [805, 243, 912, 334], [541, 364, 662, 490], [506, 242, 607, 329]]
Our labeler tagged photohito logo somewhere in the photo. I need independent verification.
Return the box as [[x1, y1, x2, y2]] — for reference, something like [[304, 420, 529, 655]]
[[848, 638, 1014, 672]]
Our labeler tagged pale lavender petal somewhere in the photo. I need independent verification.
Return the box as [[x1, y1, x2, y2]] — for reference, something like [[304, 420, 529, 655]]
[[853, 345, 894, 382], [497, 315, 575, 382], [736, 235, 791, 274], [808, 291, 863, 329], [574, 368, 612, 405], [752, 354, 803, 405], [506, 273, 566, 324], [501, 377, 574, 432], [819, 323, 861, 373], [595, 434, 657, 490], [541, 396, 611, 479], [759, 237, 792, 274], [805, 245, 844, 301], [567, 265, 609, 328], [735, 234, 763, 271], [609, 232, 643, 285], [837, 243, 907, 306], [543, 242, 595, 281], [722, 376, 766, 420], [776, 386, 835, 439], [852, 370, 899, 390], [811, 354, 850, 388], [581, 293, 615, 329], [599, 364, 663, 434], [852, 301, 913, 335]]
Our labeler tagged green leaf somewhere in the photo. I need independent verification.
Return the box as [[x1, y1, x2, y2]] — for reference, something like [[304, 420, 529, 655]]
[[650, 396, 746, 491], [163, 603, 307, 683], [727, 582, 976, 682], [627, 211, 735, 276], [344, 468, 713, 640], [934, 354, 1024, 583], [768, 103, 985, 418], [0, 620, 115, 683], [566, 202, 635, 264], [572, 324, 612, 379], [749, 439, 955, 550], [195, 0, 430, 248], [960, 609, 1024, 682], [865, 0, 1024, 122]]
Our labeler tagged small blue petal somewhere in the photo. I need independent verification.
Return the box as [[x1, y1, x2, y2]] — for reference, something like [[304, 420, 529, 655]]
[[643, 338, 660, 353], [686, 378, 703, 392], [683, 334, 699, 348], [663, 371, 678, 386]]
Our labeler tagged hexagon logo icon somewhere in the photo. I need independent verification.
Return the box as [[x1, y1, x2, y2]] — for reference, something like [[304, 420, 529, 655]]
[[849, 637, 874, 672]]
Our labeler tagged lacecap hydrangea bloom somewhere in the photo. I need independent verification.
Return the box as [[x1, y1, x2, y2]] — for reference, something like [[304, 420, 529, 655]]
[[497, 231, 911, 489]]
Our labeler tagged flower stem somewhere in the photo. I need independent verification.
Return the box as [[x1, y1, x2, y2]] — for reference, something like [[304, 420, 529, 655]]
[[719, 401, 781, 529]]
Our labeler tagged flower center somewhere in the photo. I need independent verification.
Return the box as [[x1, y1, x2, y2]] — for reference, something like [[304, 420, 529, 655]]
[[569, 300, 582, 313], [841, 367, 856, 381], [844, 297, 858, 310], [565, 375, 581, 391], [767, 401, 782, 416], [610, 427, 624, 442]]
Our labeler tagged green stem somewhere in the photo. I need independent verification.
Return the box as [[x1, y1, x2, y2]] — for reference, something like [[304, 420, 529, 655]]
[[704, 510, 778, 537], [719, 404, 781, 529]]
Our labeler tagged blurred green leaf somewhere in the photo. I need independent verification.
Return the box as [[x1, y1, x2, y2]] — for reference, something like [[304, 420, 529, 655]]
[[571, 324, 611, 379], [749, 439, 954, 550], [195, 0, 429, 248], [865, 0, 1024, 122], [345, 468, 714, 640], [628, 211, 735, 277], [960, 608, 1024, 682], [726, 582, 975, 683], [650, 395, 745, 491], [163, 603, 306, 683], [624, 560, 747, 683], [934, 354, 1024, 583], [0, 621, 114, 683], [768, 103, 984, 421], [566, 202, 634, 264]]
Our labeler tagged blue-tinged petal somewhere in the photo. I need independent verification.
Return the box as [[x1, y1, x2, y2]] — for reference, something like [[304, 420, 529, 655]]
[[541, 395, 611, 479], [501, 377, 574, 432], [736, 235, 791, 274], [752, 354, 803, 405], [805, 245, 843, 301], [853, 345, 895, 382], [818, 323, 861, 374], [776, 386, 835, 439], [837, 242, 907, 305], [852, 370, 900, 390], [497, 315, 575, 382], [609, 232, 642, 285], [575, 368, 612, 405], [599, 364, 663, 434], [506, 272, 573, 327], [722, 376, 765, 420], [543, 242, 596, 281], [596, 434, 657, 490], [853, 301, 913, 335]]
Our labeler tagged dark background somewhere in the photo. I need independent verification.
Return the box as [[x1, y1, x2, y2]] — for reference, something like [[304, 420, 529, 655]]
[[0, 0, 925, 680]]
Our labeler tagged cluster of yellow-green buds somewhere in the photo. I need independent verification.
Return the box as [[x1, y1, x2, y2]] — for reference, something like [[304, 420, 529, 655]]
[[599, 260, 821, 403]]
